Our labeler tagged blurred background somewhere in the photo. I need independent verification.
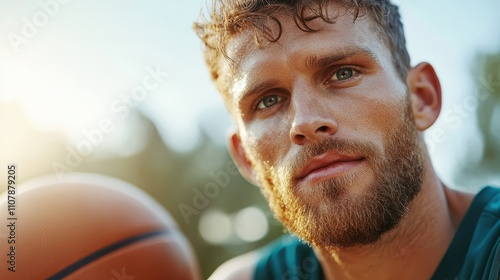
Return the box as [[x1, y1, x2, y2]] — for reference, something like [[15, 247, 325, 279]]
[[0, 0, 499, 278]]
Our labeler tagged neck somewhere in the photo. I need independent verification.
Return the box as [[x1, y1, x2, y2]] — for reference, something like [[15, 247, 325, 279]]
[[314, 160, 473, 280]]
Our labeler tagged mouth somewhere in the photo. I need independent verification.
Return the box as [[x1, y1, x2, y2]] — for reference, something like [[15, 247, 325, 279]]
[[295, 153, 365, 184]]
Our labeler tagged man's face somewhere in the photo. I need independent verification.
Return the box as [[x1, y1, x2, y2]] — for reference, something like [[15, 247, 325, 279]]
[[225, 8, 424, 248]]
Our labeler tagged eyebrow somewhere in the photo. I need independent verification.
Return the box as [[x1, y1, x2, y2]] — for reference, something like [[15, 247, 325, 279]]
[[305, 46, 380, 71]]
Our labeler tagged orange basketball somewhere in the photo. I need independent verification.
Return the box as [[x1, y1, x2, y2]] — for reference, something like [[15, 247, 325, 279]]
[[0, 173, 201, 280]]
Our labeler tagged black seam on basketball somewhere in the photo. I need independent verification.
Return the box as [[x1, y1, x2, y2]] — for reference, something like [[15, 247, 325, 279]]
[[47, 229, 171, 280]]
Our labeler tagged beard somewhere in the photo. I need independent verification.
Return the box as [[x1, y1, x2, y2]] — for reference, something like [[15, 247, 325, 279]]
[[249, 100, 424, 248]]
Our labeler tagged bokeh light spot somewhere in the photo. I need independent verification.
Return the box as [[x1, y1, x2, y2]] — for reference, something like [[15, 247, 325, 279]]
[[234, 207, 268, 242], [198, 209, 232, 245]]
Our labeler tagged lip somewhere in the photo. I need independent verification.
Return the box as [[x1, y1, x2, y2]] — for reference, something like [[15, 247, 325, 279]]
[[295, 152, 365, 183]]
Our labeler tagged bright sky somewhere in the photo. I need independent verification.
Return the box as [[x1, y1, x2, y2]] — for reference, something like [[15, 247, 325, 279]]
[[1, 0, 499, 186]]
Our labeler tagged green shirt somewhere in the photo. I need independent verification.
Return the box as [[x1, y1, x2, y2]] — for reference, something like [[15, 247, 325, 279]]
[[254, 187, 500, 280]]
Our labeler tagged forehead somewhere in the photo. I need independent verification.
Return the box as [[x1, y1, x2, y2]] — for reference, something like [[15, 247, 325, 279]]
[[223, 7, 393, 108]]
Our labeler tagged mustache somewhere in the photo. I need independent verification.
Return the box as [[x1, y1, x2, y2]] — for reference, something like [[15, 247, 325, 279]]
[[285, 138, 379, 178]]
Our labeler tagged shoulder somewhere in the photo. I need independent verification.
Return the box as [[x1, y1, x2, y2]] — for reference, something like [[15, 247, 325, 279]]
[[474, 186, 500, 241], [424, 187, 500, 280], [473, 186, 500, 276], [463, 186, 500, 279], [464, 186, 500, 236], [481, 186, 500, 215], [208, 251, 260, 280]]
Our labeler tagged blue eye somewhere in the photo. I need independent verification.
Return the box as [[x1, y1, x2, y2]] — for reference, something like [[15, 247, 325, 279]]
[[336, 69, 353, 80], [329, 68, 357, 82], [257, 95, 282, 109]]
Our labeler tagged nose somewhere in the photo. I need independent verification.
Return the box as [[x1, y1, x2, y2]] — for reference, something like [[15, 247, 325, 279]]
[[289, 90, 337, 145]]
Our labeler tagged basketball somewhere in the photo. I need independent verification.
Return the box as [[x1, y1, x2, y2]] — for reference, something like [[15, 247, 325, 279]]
[[0, 172, 201, 280]]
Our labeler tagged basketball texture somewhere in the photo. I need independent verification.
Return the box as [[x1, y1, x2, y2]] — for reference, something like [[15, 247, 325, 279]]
[[0, 173, 201, 280]]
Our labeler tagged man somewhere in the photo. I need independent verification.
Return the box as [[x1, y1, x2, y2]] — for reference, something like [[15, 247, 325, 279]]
[[194, 1, 500, 279]]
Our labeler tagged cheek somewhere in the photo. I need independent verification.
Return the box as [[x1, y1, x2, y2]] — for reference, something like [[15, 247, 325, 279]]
[[345, 83, 408, 138], [244, 121, 291, 166], [359, 99, 402, 131]]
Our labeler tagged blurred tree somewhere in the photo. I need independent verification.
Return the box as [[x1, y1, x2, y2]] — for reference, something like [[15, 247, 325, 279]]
[[457, 49, 500, 187]]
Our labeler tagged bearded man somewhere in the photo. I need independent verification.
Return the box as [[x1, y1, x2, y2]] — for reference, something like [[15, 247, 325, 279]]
[[194, 1, 500, 279]]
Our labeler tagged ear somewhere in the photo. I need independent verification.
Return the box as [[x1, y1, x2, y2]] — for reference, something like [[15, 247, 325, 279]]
[[406, 62, 442, 131], [226, 128, 259, 186]]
